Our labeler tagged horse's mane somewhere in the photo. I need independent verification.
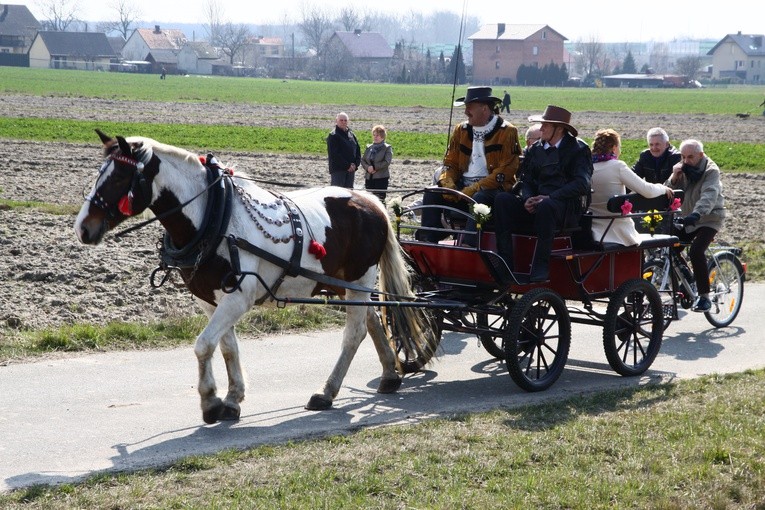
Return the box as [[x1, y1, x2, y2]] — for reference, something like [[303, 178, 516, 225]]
[[126, 136, 200, 168]]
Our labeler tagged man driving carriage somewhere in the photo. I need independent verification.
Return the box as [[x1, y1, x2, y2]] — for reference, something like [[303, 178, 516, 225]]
[[416, 86, 522, 244], [493, 105, 593, 282]]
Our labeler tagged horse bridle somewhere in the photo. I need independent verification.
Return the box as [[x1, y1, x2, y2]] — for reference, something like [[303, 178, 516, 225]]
[[87, 152, 151, 220]]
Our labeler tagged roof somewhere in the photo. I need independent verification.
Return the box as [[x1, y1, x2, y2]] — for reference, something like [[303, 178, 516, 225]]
[[182, 41, 218, 59], [134, 27, 187, 50], [146, 48, 178, 64], [34, 31, 117, 57], [331, 31, 393, 58], [0, 4, 41, 36], [468, 24, 567, 42], [707, 33, 765, 56], [107, 36, 125, 54]]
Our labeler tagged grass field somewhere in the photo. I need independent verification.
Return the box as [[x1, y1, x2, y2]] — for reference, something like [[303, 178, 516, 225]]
[[1, 67, 763, 114]]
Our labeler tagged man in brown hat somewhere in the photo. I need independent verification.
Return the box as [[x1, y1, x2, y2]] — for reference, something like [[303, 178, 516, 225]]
[[417, 86, 521, 243], [493, 105, 593, 282]]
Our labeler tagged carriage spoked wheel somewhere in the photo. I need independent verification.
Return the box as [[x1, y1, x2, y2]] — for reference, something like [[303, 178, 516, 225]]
[[476, 310, 509, 360], [603, 278, 664, 376], [504, 287, 571, 392]]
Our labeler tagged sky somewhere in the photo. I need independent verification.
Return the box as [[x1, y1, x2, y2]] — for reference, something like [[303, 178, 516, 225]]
[[22, 0, 763, 43]]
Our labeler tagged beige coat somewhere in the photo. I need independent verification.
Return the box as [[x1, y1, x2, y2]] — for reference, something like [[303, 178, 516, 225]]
[[591, 159, 668, 246]]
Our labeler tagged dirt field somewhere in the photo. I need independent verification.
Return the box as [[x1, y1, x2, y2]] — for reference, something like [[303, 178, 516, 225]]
[[1, 95, 763, 331]]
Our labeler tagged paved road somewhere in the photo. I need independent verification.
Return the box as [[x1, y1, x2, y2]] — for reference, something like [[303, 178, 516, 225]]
[[1, 283, 762, 492]]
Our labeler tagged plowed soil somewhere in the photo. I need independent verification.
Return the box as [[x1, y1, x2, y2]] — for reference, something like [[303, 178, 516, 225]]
[[1, 95, 763, 331]]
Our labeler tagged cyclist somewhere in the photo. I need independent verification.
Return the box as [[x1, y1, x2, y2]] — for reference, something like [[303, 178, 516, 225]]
[[666, 139, 725, 312]]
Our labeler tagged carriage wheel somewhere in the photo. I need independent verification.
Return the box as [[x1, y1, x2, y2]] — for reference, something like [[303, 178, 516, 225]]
[[642, 258, 675, 330], [476, 311, 508, 359], [603, 279, 663, 376], [704, 252, 745, 328], [504, 287, 571, 392]]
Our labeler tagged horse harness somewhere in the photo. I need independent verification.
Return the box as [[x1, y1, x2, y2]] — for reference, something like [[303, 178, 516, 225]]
[[150, 156, 381, 303]]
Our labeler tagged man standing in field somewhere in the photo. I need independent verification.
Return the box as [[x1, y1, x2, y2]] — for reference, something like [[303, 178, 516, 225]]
[[326, 112, 361, 188]]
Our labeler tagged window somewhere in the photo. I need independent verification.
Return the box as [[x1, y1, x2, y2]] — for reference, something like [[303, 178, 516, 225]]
[[542, 31, 547, 39], [533, 46, 539, 56], [495, 61, 500, 69], [496, 45, 500, 53]]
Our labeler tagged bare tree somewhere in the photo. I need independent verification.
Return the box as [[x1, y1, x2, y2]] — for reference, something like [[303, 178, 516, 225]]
[[219, 23, 252, 65], [36, 0, 80, 31], [337, 7, 367, 32], [99, 0, 141, 40], [298, 5, 334, 54], [675, 55, 701, 81], [202, 0, 225, 46], [649, 42, 670, 73], [575, 36, 606, 78]]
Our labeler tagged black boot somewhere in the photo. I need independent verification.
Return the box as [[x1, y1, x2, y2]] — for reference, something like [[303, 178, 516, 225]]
[[529, 235, 552, 282]]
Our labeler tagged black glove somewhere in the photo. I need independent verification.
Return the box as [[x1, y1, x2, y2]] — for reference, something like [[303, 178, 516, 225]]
[[682, 212, 700, 226]]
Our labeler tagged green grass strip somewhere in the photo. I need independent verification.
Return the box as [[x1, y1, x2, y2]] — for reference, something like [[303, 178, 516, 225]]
[[2, 117, 764, 170]]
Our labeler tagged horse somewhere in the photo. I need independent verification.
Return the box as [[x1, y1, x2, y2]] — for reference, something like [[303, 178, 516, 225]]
[[74, 130, 438, 424]]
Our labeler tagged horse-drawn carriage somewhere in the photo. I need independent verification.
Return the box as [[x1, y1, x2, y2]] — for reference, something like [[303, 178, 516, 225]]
[[74, 132, 744, 424], [394, 188, 682, 391]]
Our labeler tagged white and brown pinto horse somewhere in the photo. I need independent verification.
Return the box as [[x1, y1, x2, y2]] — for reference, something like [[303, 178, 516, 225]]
[[74, 131, 437, 424]]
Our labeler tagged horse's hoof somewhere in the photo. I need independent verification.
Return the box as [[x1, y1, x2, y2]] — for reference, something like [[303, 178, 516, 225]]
[[220, 404, 241, 421], [202, 404, 223, 424], [377, 376, 402, 394], [305, 394, 333, 410]]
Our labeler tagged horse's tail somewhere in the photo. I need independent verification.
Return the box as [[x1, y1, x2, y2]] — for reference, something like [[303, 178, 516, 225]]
[[378, 217, 440, 372]]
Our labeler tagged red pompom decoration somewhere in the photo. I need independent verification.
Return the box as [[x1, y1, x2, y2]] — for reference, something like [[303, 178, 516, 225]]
[[118, 194, 133, 216], [308, 240, 326, 259]]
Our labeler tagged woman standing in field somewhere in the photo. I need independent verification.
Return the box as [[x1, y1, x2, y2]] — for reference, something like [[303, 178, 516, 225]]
[[360, 125, 393, 201], [589, 128, 673, 246]]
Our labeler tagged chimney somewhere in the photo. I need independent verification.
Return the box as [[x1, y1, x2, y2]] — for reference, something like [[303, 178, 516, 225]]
[[497, 23, 505, 37], [354, 29, 362, 36], [154, 25, 161, 34]]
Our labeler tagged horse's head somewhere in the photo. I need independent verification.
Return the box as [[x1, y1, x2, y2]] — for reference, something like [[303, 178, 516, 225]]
[[74, 129, 158, 244]]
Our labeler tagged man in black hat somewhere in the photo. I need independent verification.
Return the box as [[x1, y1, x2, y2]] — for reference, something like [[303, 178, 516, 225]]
[[417, 86, 521, 243], [493, 105, 593, 282]]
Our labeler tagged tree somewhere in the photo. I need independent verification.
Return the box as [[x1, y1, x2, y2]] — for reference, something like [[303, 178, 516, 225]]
[[298, 5, 334, 55], [218, 23, 251, 65], [446, 44, 466, 85], [675, 55, 702, 81], [622, 50, 637, 74], [202, 0, 224, 48], [36, 0, 80, 31], [337, 7, 369, 32], [575, 36, 606, 78], [99, 0, 141, 40]]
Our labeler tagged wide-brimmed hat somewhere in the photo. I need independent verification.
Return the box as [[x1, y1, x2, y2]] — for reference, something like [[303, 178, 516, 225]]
[[453, 86, 501, 106], [528, 105, 578, 137]]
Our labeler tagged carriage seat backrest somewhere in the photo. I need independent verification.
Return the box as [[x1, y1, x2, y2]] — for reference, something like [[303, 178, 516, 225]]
[[606, 190, 684, 214]]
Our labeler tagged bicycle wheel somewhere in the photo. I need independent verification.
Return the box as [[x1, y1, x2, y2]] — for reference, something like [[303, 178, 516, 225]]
[[642, 258, 675, 330], [704, 251, 745, 328]]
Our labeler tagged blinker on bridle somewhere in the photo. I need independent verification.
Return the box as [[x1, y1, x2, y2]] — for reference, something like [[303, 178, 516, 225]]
[[89, 152, 147, 218]]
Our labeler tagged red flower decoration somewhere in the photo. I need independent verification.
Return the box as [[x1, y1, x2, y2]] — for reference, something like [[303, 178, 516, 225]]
[[308, 240, 326, 259], [118, 194, 133, 216], [620, 199, 633, 216], [670, 197, 682, 211]]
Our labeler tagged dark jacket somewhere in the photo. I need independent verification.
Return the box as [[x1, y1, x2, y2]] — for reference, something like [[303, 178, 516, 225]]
[[632, 145, 681, 184], [326, 126, 361, 174], [519, 133, 593, 226]]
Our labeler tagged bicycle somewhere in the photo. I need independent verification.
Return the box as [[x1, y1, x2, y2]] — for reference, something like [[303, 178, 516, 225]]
[[642, 238, 746, 329]]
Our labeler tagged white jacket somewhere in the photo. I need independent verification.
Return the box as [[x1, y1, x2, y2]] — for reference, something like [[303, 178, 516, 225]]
[[590, 159, 668, 246]]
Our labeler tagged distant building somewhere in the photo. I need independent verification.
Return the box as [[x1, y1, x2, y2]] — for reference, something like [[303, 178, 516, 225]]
[[602, 73, 698, 88], [122, 25, 187, 74], [0, 3, 41, 66], [177, 41, 229, 75], [28, 31, 116, 70], [469, 23, 567, 85], [325, 30, 394, 80], [708, 32, 764, 83]]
